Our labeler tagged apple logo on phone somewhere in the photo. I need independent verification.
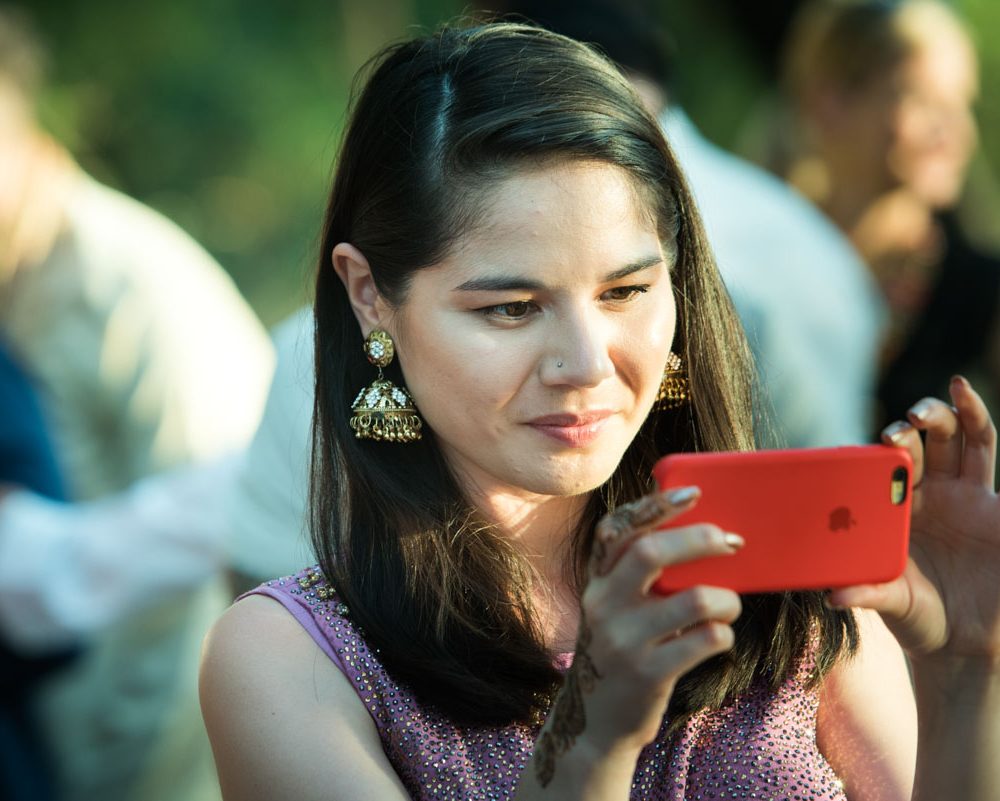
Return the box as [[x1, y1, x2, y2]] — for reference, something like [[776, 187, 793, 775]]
[[828, 506, 856, 532]]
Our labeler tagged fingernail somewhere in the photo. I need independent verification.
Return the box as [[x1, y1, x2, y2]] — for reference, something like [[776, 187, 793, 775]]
[[882, 420, 909, 442], [908, 400, 933, 421], [666, 486, 699, 506], [723, 532, 745, 550]]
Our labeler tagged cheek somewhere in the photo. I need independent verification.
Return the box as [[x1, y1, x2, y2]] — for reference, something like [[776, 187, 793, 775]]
[[892, 107, 930, 157], [844, 102, 896, 162], [397, 330, 530, 435], [619, 293, 677, 387], [889, 111, 971, 195], [636, 289, 677, 350]]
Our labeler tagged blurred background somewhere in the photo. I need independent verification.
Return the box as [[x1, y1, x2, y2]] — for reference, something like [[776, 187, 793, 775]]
[[17, 0, 999, 327]]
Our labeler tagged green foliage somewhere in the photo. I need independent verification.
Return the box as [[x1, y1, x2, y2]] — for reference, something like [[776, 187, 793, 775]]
[[25, 0, 446, 325]]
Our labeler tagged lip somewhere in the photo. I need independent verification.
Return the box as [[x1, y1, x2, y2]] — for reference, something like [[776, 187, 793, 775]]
[[526, 410, 615, 447]]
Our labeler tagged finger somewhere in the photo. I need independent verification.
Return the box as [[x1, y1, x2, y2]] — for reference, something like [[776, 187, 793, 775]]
[[607, 524, 743, 599], [826, 580, 912, 619], [904, 396, 961, 480], [951, 375, 997, 487], [826, 574, 947, 655], [647, 586, 742, 640], [649, 621, 736, 677], [591, 486, 700, 577], [606, 587, 742, 651], [882, 420, 924, 487]]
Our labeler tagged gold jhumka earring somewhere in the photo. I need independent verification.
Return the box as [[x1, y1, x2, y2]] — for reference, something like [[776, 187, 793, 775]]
[[655, 351, 690, 410], [350, 329, 423, 442]]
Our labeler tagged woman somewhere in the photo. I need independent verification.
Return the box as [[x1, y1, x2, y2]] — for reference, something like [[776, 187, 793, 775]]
[[200, 23, 1000, 800], [779, 0, 999, 433]]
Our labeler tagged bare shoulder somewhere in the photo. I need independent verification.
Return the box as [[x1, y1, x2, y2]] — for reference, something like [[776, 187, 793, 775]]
[[201, 592, 312, 671], [200, 594, 412, 801]]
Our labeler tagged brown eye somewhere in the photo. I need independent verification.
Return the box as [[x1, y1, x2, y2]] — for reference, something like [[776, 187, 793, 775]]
[[602, 285, 648, 302], [485, 301, 534, 319]]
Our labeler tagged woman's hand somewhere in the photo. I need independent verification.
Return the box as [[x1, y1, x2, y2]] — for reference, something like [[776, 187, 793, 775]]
[[532, 487, 743, 788], [828, 376, 1000, 665]]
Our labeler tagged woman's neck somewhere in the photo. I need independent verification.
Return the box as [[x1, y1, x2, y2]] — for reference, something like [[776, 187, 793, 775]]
[[823, 185, 937, 267], [822, 182, 879, 237], [844, 189, 936, 268], [474, 488, 588, 653], [480, 490, 585, 579]]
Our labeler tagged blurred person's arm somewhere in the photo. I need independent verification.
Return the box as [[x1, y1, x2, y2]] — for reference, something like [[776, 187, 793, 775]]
[[0, 455, 241, 653], [2, 172, 276, 497]]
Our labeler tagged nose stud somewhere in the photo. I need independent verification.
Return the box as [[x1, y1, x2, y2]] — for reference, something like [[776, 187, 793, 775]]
[[556, 361, 563, 368]]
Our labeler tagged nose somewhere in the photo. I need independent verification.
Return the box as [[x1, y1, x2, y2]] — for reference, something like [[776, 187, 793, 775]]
[[541, 307, 615, 388]]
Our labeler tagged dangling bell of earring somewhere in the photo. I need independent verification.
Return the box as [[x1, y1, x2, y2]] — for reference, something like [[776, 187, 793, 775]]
[[350, 329, 423, 442], [655, 351, 690, 411]]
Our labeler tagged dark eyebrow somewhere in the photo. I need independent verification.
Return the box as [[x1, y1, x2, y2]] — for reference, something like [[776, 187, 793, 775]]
[[603, 254, 664, 282], [453, 275, 546, 292], [452, 255, 664, 292]]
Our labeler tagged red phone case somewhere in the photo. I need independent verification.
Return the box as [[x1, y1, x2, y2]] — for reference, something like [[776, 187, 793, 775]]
[[651, 445, 912, 594]]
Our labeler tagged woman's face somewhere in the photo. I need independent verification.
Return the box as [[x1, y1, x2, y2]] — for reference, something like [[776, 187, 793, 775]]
[[886, 33, 979, 207], [831, 30, 978, 207], [387, 161, 676, 504]]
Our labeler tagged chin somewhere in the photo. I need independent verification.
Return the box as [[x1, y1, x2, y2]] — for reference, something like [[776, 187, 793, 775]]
[[525, 476, 609, 498], [905, 169, 965, 209], [524, 457, 622, 498], [922, 184, 963, 210]]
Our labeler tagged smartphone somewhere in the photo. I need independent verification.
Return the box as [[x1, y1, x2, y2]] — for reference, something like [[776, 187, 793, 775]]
[[650, 445, 912, 594]]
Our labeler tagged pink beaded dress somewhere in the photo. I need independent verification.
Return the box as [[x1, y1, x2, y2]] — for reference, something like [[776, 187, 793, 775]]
[[245, 567, 849, 801]]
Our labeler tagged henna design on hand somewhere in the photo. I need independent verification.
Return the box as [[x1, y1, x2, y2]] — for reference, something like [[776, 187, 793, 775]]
[[619, 494, 672, 529], [591, 494, 671, 573], [533, 613, 602, 787]]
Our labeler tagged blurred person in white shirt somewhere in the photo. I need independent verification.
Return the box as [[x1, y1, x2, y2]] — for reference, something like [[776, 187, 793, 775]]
[[0, 8, 273, 801]]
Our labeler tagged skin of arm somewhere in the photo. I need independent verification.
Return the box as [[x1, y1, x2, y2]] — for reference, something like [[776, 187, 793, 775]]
[[816, 608, 916, 801], [199, 595, 413, 801], [910, 657, 1000, 801]]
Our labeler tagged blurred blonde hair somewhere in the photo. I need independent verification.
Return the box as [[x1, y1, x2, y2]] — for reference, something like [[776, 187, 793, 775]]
[[783, 0, 973, 108], [777, 0, 974, 201]]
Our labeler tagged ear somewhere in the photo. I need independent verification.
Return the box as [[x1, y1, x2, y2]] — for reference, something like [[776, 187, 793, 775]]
[[331, 242, 389, 334]]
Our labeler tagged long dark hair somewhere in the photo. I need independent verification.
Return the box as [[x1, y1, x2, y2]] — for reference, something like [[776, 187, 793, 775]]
[[311, 21, 856, 730]]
